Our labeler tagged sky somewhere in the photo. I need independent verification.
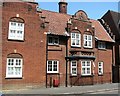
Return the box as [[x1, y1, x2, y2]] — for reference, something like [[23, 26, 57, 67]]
[[36, 1, 119, 20]]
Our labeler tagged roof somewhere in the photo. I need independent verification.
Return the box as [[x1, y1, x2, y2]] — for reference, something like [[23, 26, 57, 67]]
[[108, 10, 120, 26], [108, 10, 120, 36], [91, 19, 114, 42], [42, 9, 114, 42], [101, 10, 120, 40], [41, 10, 71, 36]]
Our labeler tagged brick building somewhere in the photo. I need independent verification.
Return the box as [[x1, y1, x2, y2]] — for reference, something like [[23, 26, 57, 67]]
[[99, 10, 120, 83], [2, 1, 114, 89], [2, 1, 47, 89]]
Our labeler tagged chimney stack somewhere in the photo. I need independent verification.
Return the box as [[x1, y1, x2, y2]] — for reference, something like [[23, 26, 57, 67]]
[[58, 0, 68, 14]]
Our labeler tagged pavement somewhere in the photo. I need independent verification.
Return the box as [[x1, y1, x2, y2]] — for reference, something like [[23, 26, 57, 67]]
[[1, 83, 119, 95]]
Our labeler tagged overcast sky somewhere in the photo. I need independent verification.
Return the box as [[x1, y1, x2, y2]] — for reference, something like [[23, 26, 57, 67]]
[[36, 1, 119, 20]]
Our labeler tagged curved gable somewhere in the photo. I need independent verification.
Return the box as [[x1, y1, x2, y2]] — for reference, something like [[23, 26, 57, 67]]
[[74, 10, 88, 21]]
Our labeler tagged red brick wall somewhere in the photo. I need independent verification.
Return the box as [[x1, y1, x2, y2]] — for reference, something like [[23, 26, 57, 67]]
[[47, 37, 67, 87], [2, 2, 113, 88], [2, 2, 47, 88], [67, 15, 112, 86]]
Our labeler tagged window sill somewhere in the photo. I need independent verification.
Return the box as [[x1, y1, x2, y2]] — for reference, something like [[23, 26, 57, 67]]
[[8, 39, 24, 42], [48, 44, 59, 46], [81, 74, 93, 77], [98, 48, 106, 51], [83, 46, 93, 49], [5, 77, 23, 79], [98, 74, 103, 76], [47, 73, 59, 75], [71, 46, 81, 48], [70, 75, 77, 77]]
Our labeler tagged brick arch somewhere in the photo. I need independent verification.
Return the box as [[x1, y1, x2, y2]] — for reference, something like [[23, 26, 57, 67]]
[[84, 31, 93, 35], [72, 29, 81, 34], [7, 53, 23, 58], [9, 17, 24, 23]]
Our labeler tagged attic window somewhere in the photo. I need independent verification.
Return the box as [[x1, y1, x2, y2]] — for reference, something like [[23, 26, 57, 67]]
[[98, 41, 106, 49], [48, 36, 59, 45]]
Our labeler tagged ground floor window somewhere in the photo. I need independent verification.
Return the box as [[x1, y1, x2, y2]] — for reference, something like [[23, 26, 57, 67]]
[[47, 60, 59, 73], [98, 62, 104, 75], [6, 58, 23, 78], [71, 61, 77, 76], [81, 61, 91, 76]]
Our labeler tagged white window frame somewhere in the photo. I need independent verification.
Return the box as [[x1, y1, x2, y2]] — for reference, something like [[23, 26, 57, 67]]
[[8, 21, 24, 41], [71, 33, 81, 47], [6, 58, 23, 78], [48, 36, 59, 45], [98, 62, 103, 75], [81, 61, 91, 76], [83, 34, 92, 48], [47, 60, 59, 73], [71, 61, 77, 76], [98, 41, 106, 49]]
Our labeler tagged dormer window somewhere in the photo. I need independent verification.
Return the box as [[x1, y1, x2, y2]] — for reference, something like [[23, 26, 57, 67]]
[[98, 41, 106, 49], [48, 36, 59, 45]]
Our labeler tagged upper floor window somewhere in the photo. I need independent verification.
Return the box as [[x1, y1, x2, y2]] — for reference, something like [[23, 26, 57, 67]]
[[48, 36, 59, 45], [81, 61, 91, 76], [98, 62, 103, 75], [71, 61, 77, 76], [83, 34, 92, 48], [71, 33, 81, 47], [8, 17, 24, 41], [47, 60, 59, 73], [98, 41, 106, 49], [6, 53, 23, 78]]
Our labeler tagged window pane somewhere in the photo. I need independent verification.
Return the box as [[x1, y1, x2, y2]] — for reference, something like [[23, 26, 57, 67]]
[[87, 61, 90, 66], [88, 35, 92, 40], [84, 35, 87, 40], [15, 67, 21, 75], [72, 33, 75, 38], [72, 68, 77, 74], [54, 38, 59, 44], [16, 59, 18, 65], [82, 68, 85, 74], [53, 63, 57, 71], [84, 41, 87, 46], [72, 40, 75, 45], [87, 68, 90, 74], [76, 40, 80, 45], [82, 61, 85, 66], [19, 60, 21, 65], [8, 67, 14, 75], [48, 37, 53, 44], [76, 34, 79, 39], [48, 63, 52, 71], [88, 41, 91, 46]]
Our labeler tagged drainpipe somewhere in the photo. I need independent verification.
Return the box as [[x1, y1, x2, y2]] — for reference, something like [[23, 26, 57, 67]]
[[46, 33, 48, 88], [65, 37, 68, 87]]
